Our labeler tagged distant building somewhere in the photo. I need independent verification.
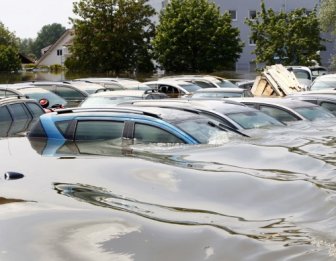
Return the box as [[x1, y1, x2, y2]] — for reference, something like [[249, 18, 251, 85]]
[[36, 29, 74, 67], [159, 0, 335, 71]]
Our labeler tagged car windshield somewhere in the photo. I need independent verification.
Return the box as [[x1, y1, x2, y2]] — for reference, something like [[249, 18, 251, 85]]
[[179, 83, 201, 92], [216, 80, 238, 88], [18, 87, 67, 106], [311, 79, 336, 90], [293, 106, 335, 121], [293, 70, 311, 80], [226, 111, 284, 129], [80, 96, 140, 107], [172, 117, 229, 144]]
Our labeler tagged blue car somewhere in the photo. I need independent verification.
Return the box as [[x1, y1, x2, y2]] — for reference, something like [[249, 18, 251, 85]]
[[28, 107, 235, 145]]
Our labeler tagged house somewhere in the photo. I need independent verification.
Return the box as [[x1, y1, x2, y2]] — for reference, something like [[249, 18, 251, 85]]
[[36, 29, 74, 67]]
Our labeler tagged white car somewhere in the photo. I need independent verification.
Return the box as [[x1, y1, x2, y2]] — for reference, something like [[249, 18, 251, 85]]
[[162, 75, 237, 88], [144, 79, 201, 98]]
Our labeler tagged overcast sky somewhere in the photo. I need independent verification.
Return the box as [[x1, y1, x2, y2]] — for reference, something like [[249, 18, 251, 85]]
[[0, 0, 78, 39]]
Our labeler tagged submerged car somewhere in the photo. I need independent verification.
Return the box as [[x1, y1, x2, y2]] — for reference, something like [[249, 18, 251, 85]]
[[144, 79, 201, 98], [309, 74, 336, 91], [190, 88, 253, 98], [0, 85, 67, 110], [118, 99, 285, 132], [13, 81, 104, 107], [75, 77, 150, 90], [28, 107, 234, 144], [286, 93, 336, 116], [0, 97, 45, 137], [80, 89, 167, 108], [162, 75, 237, 88], [229, 97, 335, 122]]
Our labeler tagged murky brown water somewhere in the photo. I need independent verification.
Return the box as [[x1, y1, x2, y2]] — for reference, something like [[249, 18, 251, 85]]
[[1, 118, 336, 260]]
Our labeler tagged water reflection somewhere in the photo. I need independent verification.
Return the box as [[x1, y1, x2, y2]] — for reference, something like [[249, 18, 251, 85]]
[[53, 182, 311, 245]]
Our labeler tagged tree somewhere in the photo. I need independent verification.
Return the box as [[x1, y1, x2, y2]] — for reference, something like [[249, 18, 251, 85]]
[[19, 38, 36, 61], [319, 0, 336, 68], [152, 0, 243, 73], [246, 1, 325, 66], [0, 22, 21, 72], [66, 0, 156, 74], [32, 23, 66, 58], [319, 0, 336, 34]]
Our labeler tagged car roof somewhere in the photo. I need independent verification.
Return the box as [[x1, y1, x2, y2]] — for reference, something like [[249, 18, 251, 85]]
[[288, 93, 336, 101], [52, 106, 205, 122], [119, 98, 254, 114], [194, 88, 243, 93], [0, 96, 38, 105], [229, 97, 319, 108], [89, 89, 148, 97], [145, 79, 195, 86]]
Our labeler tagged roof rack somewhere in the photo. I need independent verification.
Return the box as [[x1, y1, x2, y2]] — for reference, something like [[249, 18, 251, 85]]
[[55, 107, 162, 119]]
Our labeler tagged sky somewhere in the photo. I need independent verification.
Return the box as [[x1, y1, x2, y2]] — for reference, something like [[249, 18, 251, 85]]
[[0, 0, 78, 39]]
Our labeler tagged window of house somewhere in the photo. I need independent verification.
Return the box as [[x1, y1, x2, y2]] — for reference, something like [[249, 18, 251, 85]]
[[249, 10, 257, 20], [57, 49, 63, 56], [249, 37, 256, 46], [227, 10, 237, 21]]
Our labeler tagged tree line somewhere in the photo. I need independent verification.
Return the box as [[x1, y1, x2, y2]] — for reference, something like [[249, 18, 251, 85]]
[[0, 0, 334, 73]]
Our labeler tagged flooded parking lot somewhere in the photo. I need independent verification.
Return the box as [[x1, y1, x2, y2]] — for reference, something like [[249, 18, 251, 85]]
[[1, 119, 336, 260]]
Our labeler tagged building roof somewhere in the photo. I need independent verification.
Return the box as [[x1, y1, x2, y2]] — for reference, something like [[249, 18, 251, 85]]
[[36, 29, 74, 66]]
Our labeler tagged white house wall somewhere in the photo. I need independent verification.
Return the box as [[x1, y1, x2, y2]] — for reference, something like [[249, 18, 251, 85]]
[[38, 33, 73, 67]]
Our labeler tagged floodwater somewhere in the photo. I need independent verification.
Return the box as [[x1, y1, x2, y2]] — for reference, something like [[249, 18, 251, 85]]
[[1, 119, 336, 260]]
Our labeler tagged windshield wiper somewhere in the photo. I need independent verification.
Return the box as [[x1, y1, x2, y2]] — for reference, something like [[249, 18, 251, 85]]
[[208, 121, 250, 137]]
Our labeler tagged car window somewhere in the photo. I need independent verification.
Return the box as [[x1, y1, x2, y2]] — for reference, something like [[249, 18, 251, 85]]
[[134, 123, 185, 144], [26, 102, 44, 117], [178, 83, 201, 93], [75, 120, 124, 141], [243, 90, 254, 97], [310, 79, 336, 90], [0, 90, 18, 97], [226, 111, 284, 129], [8, 103, 31, 120], [174, 118, 228, 144], [56, 86, 86, 99], [19, 88, 67, 107], [27, 120, 47, 138], [0, 106, 12, 121], [293, 106, 335, 121], [320, 102, 336, 115], [194, 81, 215, 88], [216, 80, 237, 88], [260, 105, 298, 122]]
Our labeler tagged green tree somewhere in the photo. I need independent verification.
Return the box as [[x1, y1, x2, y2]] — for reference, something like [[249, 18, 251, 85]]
[[0, 22, 21, 72], [319, 0, 336, 68], [32, 23, 66, 58], [246, 1, 325, 66], [19, 38, 36, 61], [319, 0, 336, 34], [66, 0, 156, 73], [152, 0, 243, 73]]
